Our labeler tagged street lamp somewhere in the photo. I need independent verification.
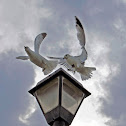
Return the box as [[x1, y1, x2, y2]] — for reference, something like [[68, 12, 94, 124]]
[[29, 68, 91, 126]]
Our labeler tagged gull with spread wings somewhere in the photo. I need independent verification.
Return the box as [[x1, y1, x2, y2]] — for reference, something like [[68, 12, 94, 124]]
[[48, 16, 96, 80], [16, 33, 57, 75]]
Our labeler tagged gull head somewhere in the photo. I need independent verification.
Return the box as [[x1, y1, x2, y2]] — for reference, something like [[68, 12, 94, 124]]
[[64, 54, 70, 59], [24, 46, 33, 56], [24, 46, 29, 50], [24, 46, 29, 49], [24, 46, 30, 53]]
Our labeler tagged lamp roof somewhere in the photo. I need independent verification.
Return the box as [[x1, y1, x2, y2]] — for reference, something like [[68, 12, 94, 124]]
[[29, 68, 91, 98]]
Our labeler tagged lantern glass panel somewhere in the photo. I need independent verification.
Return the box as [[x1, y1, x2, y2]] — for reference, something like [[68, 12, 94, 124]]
[[62, 77, 84, 114], [35, 77, 59, 113]]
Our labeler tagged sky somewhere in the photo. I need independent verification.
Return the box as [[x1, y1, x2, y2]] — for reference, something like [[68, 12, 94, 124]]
[[0, 0, 126, 126]]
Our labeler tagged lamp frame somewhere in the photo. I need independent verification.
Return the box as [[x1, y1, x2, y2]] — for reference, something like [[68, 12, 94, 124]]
[[29, 68, 91, 125]]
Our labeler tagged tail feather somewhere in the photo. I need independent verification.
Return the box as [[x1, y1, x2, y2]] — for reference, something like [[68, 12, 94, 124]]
[[77, 67, 96, 80], [80, 74, 92, 80], [43, 61, 58, 75]]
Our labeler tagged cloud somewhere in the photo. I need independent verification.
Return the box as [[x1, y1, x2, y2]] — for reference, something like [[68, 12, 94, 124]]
[[0, 0, 53, 54], [83, 2, 126, 126], [0, 0, 53, 125], [1, 0, 126, 126], [0, 50, 35, 126], [19, 98, 37, 125]]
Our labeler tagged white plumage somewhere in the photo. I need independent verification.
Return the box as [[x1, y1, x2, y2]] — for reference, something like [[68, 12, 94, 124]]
[[48, 16, 96, 80], [16, 33, 57, 75]]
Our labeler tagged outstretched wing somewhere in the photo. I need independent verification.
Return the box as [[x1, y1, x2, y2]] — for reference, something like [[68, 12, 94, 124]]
[[42, 60, 58, 75], [47, 56, 62, 60], [48, 56, 75, 72], [74, 47, 87, 64], [47, 56, 64, 65], [75, 16, 86, 48], [16, 56, 29, 60], [34, 33, 47, 54]]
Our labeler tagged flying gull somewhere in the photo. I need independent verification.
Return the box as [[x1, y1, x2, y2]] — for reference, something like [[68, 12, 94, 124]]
[[48, 16, 96, 80], [16, 33, 57, 75]]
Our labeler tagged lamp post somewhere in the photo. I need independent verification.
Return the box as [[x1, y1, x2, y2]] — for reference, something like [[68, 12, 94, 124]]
[[29, 68, 91, 126]]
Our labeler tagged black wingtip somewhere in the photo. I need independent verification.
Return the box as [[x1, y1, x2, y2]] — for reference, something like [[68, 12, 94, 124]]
[[41, 33, 47, 38], [75, 16, 83, 29]]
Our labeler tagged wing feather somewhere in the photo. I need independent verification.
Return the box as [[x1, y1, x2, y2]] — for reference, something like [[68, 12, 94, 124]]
[[74, 47, 87, 64], [16, 56, 29, 60], [75, 16, 86, 48], [48, 56, 75, 72], [34, 33, 47, 53], [47, 56, 62, 60]]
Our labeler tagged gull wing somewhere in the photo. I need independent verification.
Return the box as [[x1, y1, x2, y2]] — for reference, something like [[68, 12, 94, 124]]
[[48, 56, 75, 72], [34, 33, 47, 54], [42, 60, 58, 75], [16, 56, 29, 60], [47, 56, 63, 60], [47, 56, 65, 65], [74, 47, 87, 64], [75, 16, 86, 48]]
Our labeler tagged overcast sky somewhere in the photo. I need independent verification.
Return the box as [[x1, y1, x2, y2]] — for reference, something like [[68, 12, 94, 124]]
[[0, 0, 126, 126]]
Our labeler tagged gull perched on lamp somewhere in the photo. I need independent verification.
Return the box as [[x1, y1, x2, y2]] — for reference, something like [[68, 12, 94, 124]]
[[48, 16, 96, 80], [16, 33, 57, 75]]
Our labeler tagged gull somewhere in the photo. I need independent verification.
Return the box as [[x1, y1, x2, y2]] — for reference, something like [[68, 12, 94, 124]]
[[16, 33, 57, 75], [48, 16, 96, 80]]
